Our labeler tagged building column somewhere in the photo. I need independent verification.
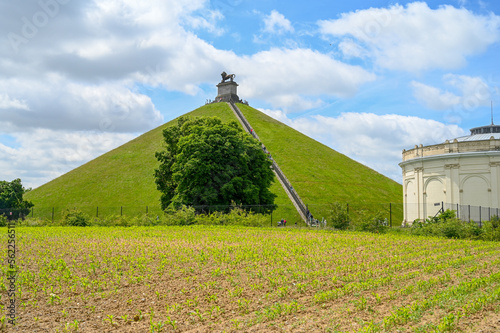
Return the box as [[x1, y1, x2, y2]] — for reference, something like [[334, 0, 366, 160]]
[[490, 162, 500, 209], [402, 166, 407, 222], [451, 164, 460, 205], [415, 166, 424, 220], [444, 164, 452, 205], [444, 163, 460, 206]]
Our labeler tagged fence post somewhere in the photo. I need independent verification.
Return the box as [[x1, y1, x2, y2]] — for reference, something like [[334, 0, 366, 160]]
[[347, 203, 349, 217], [489, 207, 491, 221], [468, 205, 470, 222], [96, 206, 99, 218], [479, 206, 482, 228], [121, 206, 123, 216], [389, 203, 392, 227], [457, 203, 459, 219]]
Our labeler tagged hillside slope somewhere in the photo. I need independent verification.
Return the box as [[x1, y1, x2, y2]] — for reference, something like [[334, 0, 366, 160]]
[[238, 104, 402, 215], [25, 103, 402, 222]]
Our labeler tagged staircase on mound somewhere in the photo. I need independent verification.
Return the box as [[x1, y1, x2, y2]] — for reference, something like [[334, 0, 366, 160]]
[[227, 102, 310, 224]]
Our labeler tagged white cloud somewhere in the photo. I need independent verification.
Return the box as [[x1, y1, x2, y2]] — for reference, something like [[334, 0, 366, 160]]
[[259, 109, 466, 182], [318, 2, 500, 72], [0, 94, 30, 110], [234, 48, 376, 111], [412, 74, 492, 110], [0, 78, 162, 132], [0, 0, 215, 133], [338, 39, 367, 59], [444, 74, 492, 108], [0, 129, 135, 189], [0, 0, 378, 130], [411, 81, 461, 110], [183, 8, 225, 35], [263, 10, 294, 34]]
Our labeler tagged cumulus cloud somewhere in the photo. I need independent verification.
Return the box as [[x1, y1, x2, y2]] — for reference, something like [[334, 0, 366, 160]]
[[259, 109, 466, 181], [338, 39, 367, 59], [0, 129, 135, 188], [183, 8, 225, 35], [411, 82, 461, 110], [263, 10, 294, 34], [0, 0, 214, 133], [318, 2, 500, 72], [0, 78, 162, 132], [412, 74, 492, 110], [0, 94, 30, 110], [0, 0, 377, 130], [234, 48, 376, 111]]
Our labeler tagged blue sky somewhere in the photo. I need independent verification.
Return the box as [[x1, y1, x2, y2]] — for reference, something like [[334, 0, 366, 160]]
[[0, 0, 499, 188]]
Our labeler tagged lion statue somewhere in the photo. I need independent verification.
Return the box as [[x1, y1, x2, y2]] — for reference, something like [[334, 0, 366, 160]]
[[221, 71, 236, 82]]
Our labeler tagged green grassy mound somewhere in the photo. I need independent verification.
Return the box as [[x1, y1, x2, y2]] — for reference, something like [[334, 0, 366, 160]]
[[25, 103, 402, 224], [237, 104, 403, 222]]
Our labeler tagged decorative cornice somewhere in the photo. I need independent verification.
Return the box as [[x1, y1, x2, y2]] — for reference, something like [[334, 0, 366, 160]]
[[444, 163, 460, 169], [400, 150, 500, 167]]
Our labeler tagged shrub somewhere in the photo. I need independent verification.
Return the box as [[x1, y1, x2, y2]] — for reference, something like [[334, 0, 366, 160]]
[[159, 206, 269, 227], [439, 218, 466, 239], [492, 215, 500, 229], [427, 209, 456, 224], [131, 214, 162, 226], [411, 210, 483, 240], [354, 211, 389, 234], [220, 207, 267, 227], [327, 202, 350, 230], [23, 217, 48, 227], [62, 209, 90, 227], [92, 215, 131, 227], [164, 206, 197, 225], [0, 214, 6, 227], [482, 215, 500, 241]]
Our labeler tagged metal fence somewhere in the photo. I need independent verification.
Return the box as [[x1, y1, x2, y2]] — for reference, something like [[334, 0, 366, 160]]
[[1, 205, 279, 223], [1, 202, 405, 226], [443, 202, 499, 226], [404, 202, 499, 226]]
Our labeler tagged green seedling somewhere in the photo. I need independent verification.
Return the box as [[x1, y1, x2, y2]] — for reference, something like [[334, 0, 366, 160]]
[[104, 314, 118, 328], [165, 316, 177, 330], [48, 293, 61, 305]]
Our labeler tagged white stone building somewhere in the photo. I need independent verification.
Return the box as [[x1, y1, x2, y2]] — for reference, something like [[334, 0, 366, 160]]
[[400, 124, 500, 223]]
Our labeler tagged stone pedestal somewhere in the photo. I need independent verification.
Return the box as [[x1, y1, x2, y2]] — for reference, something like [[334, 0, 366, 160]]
[[216, 81, 239, 102]]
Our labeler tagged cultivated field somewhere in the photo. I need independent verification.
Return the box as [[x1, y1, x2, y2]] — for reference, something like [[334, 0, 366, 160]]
[[2, 226, 500, 332]]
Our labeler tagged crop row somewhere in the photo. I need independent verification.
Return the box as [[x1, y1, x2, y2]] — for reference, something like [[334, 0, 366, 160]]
[[1, 226, 499, 332]]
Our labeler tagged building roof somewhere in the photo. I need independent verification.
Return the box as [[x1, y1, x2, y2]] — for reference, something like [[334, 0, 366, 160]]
[[452, 124, 500, 142], [401, 124, 500, 163]]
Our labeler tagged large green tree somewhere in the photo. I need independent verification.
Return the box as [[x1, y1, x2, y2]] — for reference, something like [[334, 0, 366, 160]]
[[0, 178, 34, 218], [155, 116, 276, 212]]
